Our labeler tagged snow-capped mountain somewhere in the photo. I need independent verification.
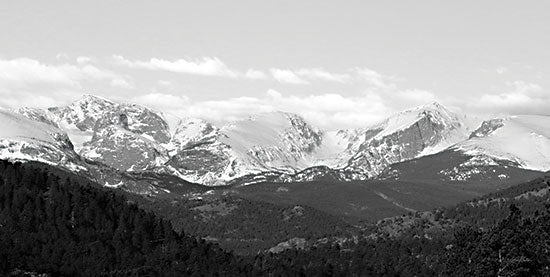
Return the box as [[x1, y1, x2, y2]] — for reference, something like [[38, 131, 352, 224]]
[[380, 115, 550, 185], [4, 94, 549, 187], [0, 106, 197, 196], [166, 101, 482, 185], [168, 111, 324, 185], [48, 94, 117, 133], [318, 102, 479, 179], [0, 109, 83, 171], [16, 95, 173, 172], [455, 115, 550, 172]]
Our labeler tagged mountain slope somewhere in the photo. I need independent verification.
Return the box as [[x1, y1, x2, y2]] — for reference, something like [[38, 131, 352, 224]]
[[456, 115, 550, 171], [9, 94, 549, 187], [338, 102, 479, 179], [0, 109, 82, 170], [0, 159, 251, 276], [168, 111, 325, 185]]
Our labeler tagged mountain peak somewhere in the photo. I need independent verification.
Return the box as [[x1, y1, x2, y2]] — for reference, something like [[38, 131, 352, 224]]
[[426, 100, 444, 108], [414, 101, 450, 113], [79, 94, 115, 104]]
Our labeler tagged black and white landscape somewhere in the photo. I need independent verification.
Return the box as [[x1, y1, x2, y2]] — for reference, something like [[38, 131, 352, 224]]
[[1, 1, 549, 276]]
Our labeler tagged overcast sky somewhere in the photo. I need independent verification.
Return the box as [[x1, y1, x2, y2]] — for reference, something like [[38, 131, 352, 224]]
[[0, 1, 548, 129]]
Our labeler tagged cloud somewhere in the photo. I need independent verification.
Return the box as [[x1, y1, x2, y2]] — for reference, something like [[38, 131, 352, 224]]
[[76, 56, 93, 64], [112, 55, 269, 80], [270, 69, 309, 84], [496, 66, 507, 74], [244, 69, 267, 80], [55, 53, 69, 61], [393, 89, 436, 104], [354, 67, 396, 89], [0, 57, 133, 108], [111, 55, 393, 87], [112, 55, 241, 78], [506, 80, 543, 94], [157, 80, 176, 89], [110, 78, 134, 89], [0, 87, 64, 109], [209, 90, 393, 128], [131, 89, 402, 130], [0, 57, 129, 86], [470, 80, 548, 115], [269, 67, 352, 84], [131, 93, 190, 110], [295, 68, 351, 83]]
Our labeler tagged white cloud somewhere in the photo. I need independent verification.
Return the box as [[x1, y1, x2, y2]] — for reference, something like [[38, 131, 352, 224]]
[[496, 66, 507, 74], [110, 78, 134, 89], [394, 89, 436, 104], [134, 89, 400, 129], [0, 57, 133, 108], [157, 80, 176, 90], [269, 68, 352, 84], [470, 80, 548, 115], [131, 93, 190, 110], [354, 67, 396, 89], [295, 68, 351, 83], [55, 53, 69, 61], [506, 80, 543, 94], [112, 55, 240, 78], [112, 55, 269, 80], [76, 56, 93, 64], [0, 57, 128, 86], [0, 87, 62, 109], [244, 68, 267, 80], [270, 69, 309, 84]]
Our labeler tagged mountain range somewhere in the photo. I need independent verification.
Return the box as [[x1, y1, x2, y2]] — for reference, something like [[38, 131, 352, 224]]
[[1, 94, 549, 193]]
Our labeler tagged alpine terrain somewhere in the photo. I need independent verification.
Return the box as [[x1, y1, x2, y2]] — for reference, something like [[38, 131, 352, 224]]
[[1, 94, 549, 191]]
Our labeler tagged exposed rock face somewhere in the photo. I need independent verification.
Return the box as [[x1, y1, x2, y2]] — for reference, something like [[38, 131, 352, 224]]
[[15, 95, 172, 173], [168, 112, 325, 185], [81, 124, 168, 172], [170, 118, 219, 150], [275, 166, 346, 183], [347, 114, 451, 177], [11, 96, 496, 187], [167, 140, 233, 186], [47, 94, 117, 131], [469, 118, 504, 139], [268, 237, 307, 254], [114, 104, 171, 143], [335, 102, 473, 179]]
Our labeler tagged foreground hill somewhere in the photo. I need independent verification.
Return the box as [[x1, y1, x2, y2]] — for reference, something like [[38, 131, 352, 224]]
[[2, 159, 550, 276], [0, 160, 253, 276]]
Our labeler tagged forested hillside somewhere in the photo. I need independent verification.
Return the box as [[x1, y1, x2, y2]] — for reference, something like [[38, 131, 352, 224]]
[[1, 159, 550, 276], [0, 160, 254, 276]]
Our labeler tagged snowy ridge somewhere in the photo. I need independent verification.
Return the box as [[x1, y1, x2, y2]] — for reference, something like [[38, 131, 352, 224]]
[[0, 109, 83, 170], [456, 115, 550, 172], [7, 94, 549, 187], [168, 111, 325, 185], [324, 102, 480, 179]]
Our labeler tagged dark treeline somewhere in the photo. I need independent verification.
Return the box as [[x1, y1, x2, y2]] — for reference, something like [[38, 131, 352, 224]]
[[1, 159, 550, 276], [0, 160, 255, 276]]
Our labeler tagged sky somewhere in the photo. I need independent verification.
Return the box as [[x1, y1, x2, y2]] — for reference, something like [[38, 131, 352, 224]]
[[0, 0, 548, 129]]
